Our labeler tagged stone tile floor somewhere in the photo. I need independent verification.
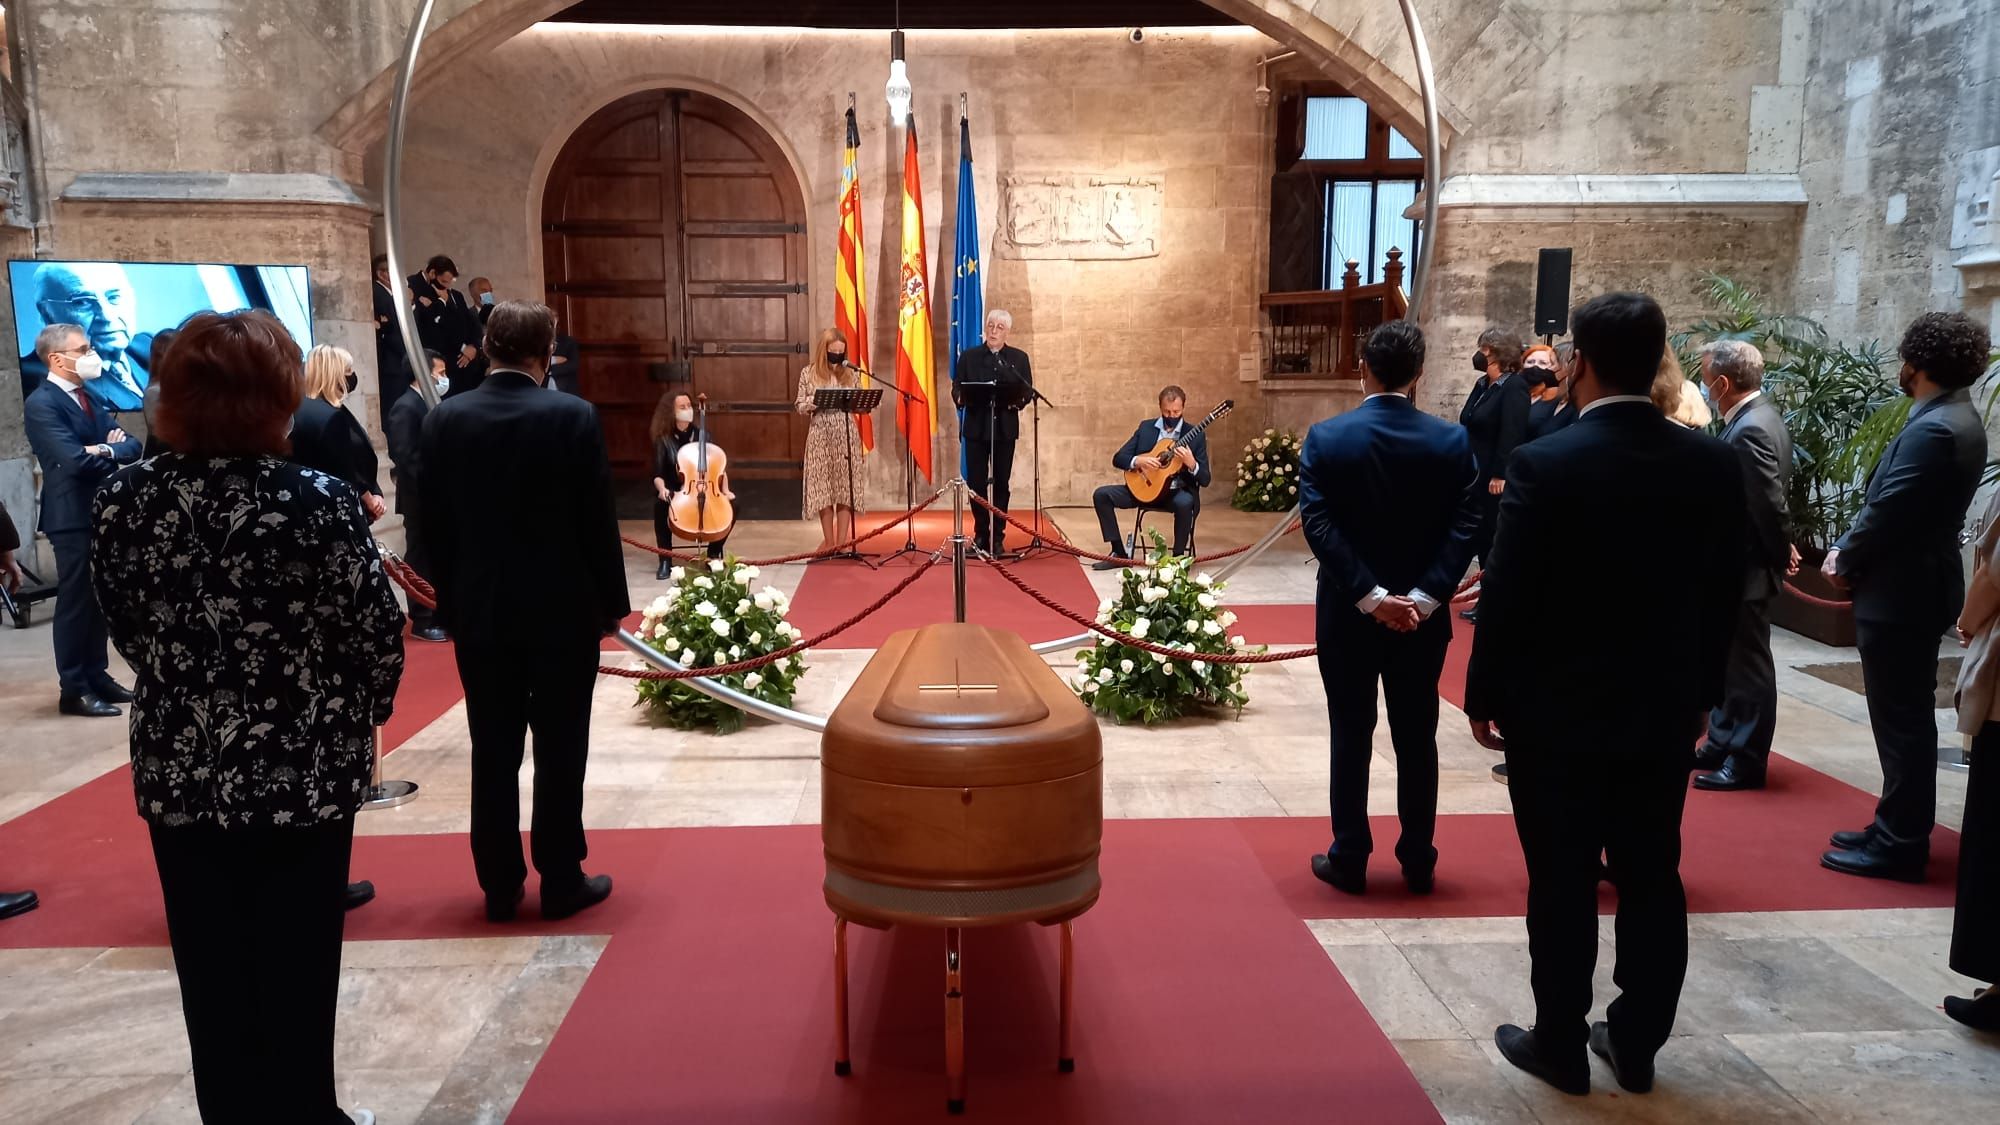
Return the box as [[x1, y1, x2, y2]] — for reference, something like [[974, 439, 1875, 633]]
[[0, 510, 1991, 1122]]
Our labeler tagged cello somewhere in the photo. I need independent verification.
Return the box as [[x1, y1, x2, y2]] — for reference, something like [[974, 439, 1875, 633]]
[[667, 393, 736, 543]]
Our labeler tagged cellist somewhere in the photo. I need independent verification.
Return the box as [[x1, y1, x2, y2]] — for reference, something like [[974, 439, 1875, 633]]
[[651, 390, 732, 573]]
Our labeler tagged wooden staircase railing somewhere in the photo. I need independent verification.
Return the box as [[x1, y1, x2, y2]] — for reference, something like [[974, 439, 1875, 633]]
[[1259, 248, 1410, 379]]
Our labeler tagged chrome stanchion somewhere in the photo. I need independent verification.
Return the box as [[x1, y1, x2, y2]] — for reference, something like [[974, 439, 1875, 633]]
[[952, 478, 969, 624], [362, 725, 419, 810]]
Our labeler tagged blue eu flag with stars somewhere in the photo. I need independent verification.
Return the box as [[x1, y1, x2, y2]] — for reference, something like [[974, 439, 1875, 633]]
[[950, 111, 982, 479]]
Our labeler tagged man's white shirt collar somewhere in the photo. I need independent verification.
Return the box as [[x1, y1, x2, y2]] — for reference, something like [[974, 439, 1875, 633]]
[[1723, 389, 1763, 424], [1578, 394, 1654, 417]]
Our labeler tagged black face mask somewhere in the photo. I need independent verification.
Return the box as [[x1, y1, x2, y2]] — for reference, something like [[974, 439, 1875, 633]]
[[344, 372, 359, 395], [827, 352, 847, 368], [1472, 350, 1488, 373]]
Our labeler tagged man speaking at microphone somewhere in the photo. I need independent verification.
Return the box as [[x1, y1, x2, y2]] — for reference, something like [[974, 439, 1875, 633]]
[[951, 309, 1033, 556]]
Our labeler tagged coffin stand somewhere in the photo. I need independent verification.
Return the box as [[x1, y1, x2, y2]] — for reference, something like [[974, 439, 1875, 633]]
[[821, 623, 1104, 1113]]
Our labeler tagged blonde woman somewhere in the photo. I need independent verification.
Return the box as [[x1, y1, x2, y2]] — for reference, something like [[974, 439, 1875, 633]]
[[293, 344, 387, 521], [795, 327, 863, 547], [1650, 348, 1712, 429]]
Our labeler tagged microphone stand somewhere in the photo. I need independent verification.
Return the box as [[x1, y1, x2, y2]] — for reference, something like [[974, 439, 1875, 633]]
[[854, 362, 928, 568], [1018, 382, 1055, 557]]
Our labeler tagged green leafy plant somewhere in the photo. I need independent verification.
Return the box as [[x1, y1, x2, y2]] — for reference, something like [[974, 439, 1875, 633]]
[[1672, 274, 1896, 552], [1232, 428, 1302, 512], [633, 557, 807, 734], [1071, 534, 1258, 724]]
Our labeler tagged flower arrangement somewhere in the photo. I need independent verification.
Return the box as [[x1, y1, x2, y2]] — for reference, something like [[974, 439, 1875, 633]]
[[633, 557, 807, 734], [1232, 428, 1302, 512], [1071, 534, 1257, 724]]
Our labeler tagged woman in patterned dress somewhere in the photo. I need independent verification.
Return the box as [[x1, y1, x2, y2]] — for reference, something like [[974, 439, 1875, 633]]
[[91, 310, 404, 1125], [796, 326, 865, 547]]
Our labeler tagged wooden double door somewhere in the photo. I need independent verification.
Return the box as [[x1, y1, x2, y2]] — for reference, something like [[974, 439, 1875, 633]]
[[543, 89, 810, 518]]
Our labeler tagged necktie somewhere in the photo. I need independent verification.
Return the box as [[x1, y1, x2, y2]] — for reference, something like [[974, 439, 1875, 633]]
[[72, 388, 95, 420]]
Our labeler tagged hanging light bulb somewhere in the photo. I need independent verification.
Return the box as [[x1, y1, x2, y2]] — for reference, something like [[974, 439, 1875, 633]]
[[885, 28, 912, 123]]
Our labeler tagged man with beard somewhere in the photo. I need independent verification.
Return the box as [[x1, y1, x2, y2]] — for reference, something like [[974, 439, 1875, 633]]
[[18, 263, 152, 411]]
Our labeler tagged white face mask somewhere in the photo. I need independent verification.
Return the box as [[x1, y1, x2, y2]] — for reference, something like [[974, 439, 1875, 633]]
[[434, 376, 450, 396], [478, 292, 495, 306], [71, 352, 105, 381], [675, 409, 695, 424]]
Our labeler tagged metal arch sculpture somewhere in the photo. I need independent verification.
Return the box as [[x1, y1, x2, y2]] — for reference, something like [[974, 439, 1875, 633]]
[[380, 0, 1448, 728]]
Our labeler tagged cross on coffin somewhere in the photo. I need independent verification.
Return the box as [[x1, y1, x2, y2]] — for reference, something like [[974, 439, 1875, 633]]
[[917, 660, 998, 696]]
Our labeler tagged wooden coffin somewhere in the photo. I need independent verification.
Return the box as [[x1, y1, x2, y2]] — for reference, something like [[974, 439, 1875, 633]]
[[821, 623, 1103, 929]]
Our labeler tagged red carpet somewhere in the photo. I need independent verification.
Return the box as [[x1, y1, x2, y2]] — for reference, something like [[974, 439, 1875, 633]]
[[838, 508, 1070, 555], [506, 820, 1441, 1124], [787, 552, 1104, 650]]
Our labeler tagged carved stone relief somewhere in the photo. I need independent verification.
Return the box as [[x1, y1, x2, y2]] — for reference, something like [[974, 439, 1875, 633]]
[[998, 174, 1161, 260]]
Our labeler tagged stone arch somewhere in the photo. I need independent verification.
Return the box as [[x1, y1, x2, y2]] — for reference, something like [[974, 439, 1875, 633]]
[[321, 0, 1467, 157]]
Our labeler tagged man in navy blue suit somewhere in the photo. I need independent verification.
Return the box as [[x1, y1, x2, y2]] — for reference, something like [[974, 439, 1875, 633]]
[[1090, 385, 1213, 567], [22, 323, 142, 717], [1298, 320, 1483, 896]]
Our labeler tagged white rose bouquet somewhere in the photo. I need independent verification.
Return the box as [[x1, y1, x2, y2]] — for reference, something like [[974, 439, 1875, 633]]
[[1231, 428, 1303, 513], [1071, 533, 1258, 724], [634, 558, 807, 733]]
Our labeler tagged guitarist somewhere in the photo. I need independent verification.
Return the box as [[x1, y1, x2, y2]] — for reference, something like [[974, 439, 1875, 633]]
[[1091, 386, 1212, 569]]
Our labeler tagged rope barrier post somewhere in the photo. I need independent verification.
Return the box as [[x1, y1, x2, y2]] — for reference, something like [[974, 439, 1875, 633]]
[[952, 477, 969, 624], [362, 725, 419, 810]]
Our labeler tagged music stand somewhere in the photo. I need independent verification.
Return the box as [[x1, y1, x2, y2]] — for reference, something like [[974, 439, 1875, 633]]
[[1017, 383, 1056, 557], [814, 386, 883, 562]]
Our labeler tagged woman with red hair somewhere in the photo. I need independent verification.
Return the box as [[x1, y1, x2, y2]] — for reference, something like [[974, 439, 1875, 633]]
[[89, 309, 402, 1125]]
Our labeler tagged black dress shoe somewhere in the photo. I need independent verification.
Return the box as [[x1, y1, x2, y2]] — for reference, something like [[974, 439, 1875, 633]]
[[656, 558, 673, 580], [1588, 1021, 1653, 1093], [1495, 1024, 1589, 1096], [411, 625, 449, 643], [0, 890, 39, 921], [1403, 867, 1435, 895], [1491, 762, 1509, 785], [1829, 826, 1875, 850], [1092, 554, 1131, 572], [1690, 745, 1727, 773], [542, 873, 613, 920], [94, 680, 135, 704], [486, 885, 526, 923], [1459, 608, 1478, 622], [1943, 989, 2000, 1031], [343, 881, 376, 911], [1820, 845, 1926, 883], [1693, 757, 1765, 792], [58, 693, 121, 718], [1310, 853, 1366, 895]]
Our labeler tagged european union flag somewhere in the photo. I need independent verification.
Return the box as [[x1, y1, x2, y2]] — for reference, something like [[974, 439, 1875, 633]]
[[949, 111, 982, 479]]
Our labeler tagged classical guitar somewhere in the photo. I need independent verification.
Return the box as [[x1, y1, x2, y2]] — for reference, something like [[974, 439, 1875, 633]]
[[1121, 399, 1234, 504]]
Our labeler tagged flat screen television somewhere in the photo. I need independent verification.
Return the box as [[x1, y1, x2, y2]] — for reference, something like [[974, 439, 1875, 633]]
[[10, 259, 314, 412]]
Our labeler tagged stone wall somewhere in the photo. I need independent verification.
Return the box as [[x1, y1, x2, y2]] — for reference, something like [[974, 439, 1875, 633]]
[[1784, 0, 2000, 343], [384, 25, 1278, 508]]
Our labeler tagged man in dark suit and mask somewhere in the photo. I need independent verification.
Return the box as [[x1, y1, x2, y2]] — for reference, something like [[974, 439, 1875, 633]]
[[420, 301, 629, 923], [1466, 292, 1744, 1097], [409, 255, 486, 397], [1821, 312, 1991, 882], [1457, 328, 1533, 614], [1691, 340, 1796, 792]]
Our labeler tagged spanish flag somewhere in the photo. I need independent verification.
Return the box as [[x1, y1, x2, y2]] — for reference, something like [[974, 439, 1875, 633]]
[[895, 116, 937, 480], [835, 104, 874, 452]]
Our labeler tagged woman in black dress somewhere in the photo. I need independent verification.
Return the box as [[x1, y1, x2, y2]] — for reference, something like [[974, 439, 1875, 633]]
[[1950, 486, 2000, 1031], [91, 310, 405, 1125], [649, 390, 731, 575]]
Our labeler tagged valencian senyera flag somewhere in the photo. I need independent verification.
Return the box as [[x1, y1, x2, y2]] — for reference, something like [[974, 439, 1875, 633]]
[[835, 102, 875, 452], [949, 109, 982, 479], [895, 114, 937, 481]]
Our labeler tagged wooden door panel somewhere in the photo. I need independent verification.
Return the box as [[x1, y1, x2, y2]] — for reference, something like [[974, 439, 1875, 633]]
[[683, 175, 783, 221], [564, 175, 664, 221], [687, 295, 787, 341], [545, 88, 806, 513], [565, 235, 670, 282], [568, 296, 670, 342], [685, 235, 787, 283]]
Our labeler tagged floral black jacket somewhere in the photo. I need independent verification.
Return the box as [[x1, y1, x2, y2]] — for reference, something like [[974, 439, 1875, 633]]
[[91, 456, 406, 828]]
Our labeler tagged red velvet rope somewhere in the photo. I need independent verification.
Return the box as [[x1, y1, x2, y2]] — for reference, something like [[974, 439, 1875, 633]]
[[964, 492, 1300, 567], [382, 554, 438, 610], [984, 557, 1317, 664], [596, 554, 942, 681], [620, 489, 946, 566], [1780, 581, 1855, 610]]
